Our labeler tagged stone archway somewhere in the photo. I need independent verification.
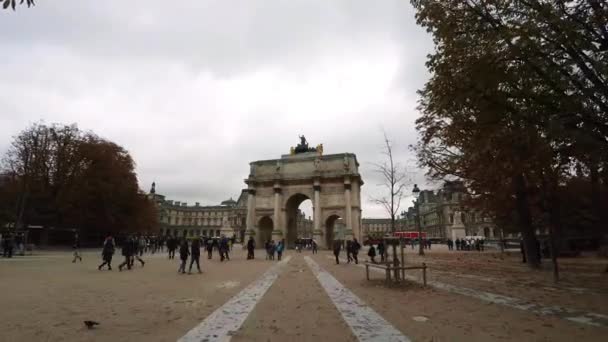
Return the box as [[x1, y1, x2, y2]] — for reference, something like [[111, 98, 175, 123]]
[[325, 214, 343, 248], [285, 193, 311, 248], [258, 216, 273, 245], [244, 148, 363, 249], [483, 227, 490, 238]]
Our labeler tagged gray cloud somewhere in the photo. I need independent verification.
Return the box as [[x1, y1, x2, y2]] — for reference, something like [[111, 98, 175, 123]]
[[0, 0, 435, 217]]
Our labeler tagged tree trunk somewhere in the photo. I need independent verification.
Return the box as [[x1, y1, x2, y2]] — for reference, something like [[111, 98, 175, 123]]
[[590, 161, 602, 239], [514, 174, 540, 268]]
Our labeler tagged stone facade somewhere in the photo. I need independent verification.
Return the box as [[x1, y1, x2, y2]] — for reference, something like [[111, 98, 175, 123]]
[[362, 218, 407, 240], [245, 152, 363, 249], [403, 181, 501, 240], [148, 188, 247, 241], [295, 210, 314, 239]]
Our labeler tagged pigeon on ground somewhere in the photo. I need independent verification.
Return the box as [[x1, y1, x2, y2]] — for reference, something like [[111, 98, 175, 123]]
[[84, 320, 100, 329]]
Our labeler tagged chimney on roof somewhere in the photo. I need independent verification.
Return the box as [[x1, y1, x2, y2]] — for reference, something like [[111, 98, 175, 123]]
[[195, 202, 200, 207], [182, 202, 187, 207], [167, 200, 173, 205], [175, 201, 180, 206]]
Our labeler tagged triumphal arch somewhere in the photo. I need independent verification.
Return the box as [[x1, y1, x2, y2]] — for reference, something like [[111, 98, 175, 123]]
[[245, 137, 363, 249]]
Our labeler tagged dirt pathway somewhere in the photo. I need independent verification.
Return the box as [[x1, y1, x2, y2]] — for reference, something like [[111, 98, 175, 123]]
[[231, 253, 357, 342], [311, 252, 607, 342]]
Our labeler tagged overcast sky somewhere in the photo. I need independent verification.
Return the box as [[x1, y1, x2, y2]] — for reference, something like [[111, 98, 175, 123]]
[[0, 0, 435, 218]]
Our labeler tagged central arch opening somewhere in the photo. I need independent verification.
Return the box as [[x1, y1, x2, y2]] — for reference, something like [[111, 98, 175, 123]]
[[285, 193, 313, 249], [325, 215, 344, 249], [258, 216, 273, 246]]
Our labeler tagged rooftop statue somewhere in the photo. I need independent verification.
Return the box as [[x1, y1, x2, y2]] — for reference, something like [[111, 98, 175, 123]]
[[293, 135, 317, 154]]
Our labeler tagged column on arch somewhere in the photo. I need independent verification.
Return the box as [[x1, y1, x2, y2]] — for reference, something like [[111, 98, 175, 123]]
[[273, 182, 283, 238], [313, 180, 323, 247], [246, 188, 256, 237], [344, 178, 353, 233]]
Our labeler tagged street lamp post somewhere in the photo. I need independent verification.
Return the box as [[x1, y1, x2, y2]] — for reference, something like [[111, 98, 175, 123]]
[[412, 184, 424, 256]]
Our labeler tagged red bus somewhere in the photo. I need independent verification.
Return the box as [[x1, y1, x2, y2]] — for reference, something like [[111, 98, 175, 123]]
[[393, 231, 426, 239]]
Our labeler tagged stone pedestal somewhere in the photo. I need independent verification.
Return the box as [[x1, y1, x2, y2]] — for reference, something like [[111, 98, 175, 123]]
[[450, 226, 466, 241], [220, 226, 235, 238]]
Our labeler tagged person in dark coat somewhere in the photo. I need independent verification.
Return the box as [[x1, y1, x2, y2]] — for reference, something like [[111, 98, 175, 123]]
[[351, 238, 361, 264], [118, 237, 134, 271], [98, 235, 115, 270], [72, 232, 82, 263], [377, 241, 385, 262], [333, 240, 342, 264], [189, 238, 202, 274], [520, 239, 526, 263], [456, 238, 461, 251], [167, 236, 177, 259], [346, 240, 353, 263], [220, 235, 230, 262], [312, 239, 318, 254], [368, 244, 377, 263], [206, 237, 214, 259], [247, 236, 255, 259], [178, 239, 190, 274], [2, 233, 14, 258]]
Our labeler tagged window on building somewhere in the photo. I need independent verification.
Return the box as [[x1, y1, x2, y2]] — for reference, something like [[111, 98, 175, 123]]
[[189, 230, 194, 237]]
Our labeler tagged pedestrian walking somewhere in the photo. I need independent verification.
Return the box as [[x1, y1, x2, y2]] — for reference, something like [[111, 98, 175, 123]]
[[206, 237, 213, 259], [269, 240, 276, 260], [377, 241, 385, 262], [276, 239, 284, 261], [312, 239, 318, 254], [167, 236, 177, 259], [456, 238, 461, 251], [189, 238, 202, 274], [98, 235, 115, 270], [2, 232, 14, 258], [352, 238, 361, 264], [72, 232, 82, 263], [220, 235, 230, 262], [178, 239, 190, 274], [247, 236, 255, 260], [133, 237, 146, 267], [346, 240, 353, 263], [265, 240, 271, 260], [333, 240, 341, 264], [368, 244, 377, 263], [118, 237, 134, 271]]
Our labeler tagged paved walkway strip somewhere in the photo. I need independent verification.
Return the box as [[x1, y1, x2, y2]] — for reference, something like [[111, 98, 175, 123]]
[[179, 256, 292, 342], [304, 256, 411, 342], [340, 256, 608, 328]]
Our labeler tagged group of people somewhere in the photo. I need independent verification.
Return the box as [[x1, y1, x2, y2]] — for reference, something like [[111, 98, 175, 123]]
[[264, 239, 285, 260], [447, 238, 485, 251], [173, 235, 233, 273], [331, 238, 361, 264], [95, 233, 236, 273], [0, 232, 26, 258], [366, 240, 386, 264]]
